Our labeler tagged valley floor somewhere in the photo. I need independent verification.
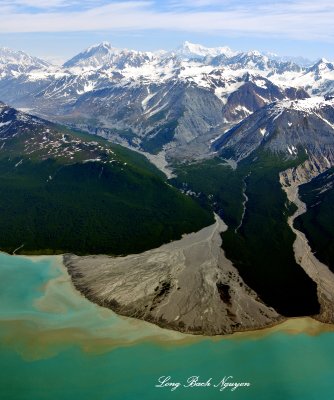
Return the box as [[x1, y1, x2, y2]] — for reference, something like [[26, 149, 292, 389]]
[[283, 184, 334, 324]]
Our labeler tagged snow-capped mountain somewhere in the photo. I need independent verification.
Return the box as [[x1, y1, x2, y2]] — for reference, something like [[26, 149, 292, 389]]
[[272, 58, 334, 96], [175, 41, 237, 60], [0, 47, 50, 77], [303, 59, 334, 94], [63, 41, 153, 72], [212, 50, 302, 74], [64, 41, 118, 69], [264, 52, 314, 67], [220, 73, 309, 122], [213, 96, 334, 165], [0, 41, 334, 160], [308, 58, 334, 76], [53, 70, 310, 160]]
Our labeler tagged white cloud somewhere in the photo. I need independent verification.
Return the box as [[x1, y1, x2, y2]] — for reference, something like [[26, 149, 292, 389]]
[[0, 0, 70, 8], [167, 0, 231, 8], [0, 0, 333, 43]]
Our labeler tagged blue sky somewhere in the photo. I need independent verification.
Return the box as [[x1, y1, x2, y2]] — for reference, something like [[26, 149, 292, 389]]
[[0, 0, 333, 63]]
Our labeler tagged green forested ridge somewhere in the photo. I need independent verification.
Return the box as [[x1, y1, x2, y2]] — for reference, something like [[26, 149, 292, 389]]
[[0, 157, 213, 255], [172, 158, 245, 229], [172, 152, 319, 317], [0, 112, 213, 255]]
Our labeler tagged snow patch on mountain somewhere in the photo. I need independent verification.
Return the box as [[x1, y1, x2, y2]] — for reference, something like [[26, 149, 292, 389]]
[[273, 96, 334, 115]]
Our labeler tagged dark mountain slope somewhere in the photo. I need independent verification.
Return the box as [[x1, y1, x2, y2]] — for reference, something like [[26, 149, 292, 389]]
[[295, 168, 334, 272], [0, 102, 213, 255]]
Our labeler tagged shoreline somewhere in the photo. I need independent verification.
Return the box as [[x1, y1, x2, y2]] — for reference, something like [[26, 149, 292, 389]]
[[1, 250, 334, 343], [3, 200, 334, 338], [64, 255, 334, 339], [64, 255, 285, 337]]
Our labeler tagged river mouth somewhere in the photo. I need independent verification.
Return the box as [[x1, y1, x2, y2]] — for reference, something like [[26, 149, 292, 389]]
[[63, 215, 284, 336]]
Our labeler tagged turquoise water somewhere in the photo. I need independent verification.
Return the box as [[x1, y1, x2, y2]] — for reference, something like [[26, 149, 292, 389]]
[[1, 252, 334, 400]]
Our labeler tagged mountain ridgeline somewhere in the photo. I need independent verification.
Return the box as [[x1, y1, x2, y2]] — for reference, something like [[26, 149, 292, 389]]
[[0, 41, 329, 162]]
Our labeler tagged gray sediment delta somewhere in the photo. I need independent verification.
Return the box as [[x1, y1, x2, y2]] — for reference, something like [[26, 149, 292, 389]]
[[64, 215, 282, 336]]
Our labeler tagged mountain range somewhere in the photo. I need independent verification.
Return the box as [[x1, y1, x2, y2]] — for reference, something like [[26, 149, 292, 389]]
[[1, 41, 334, 332], [1, 41, 333, 161]]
